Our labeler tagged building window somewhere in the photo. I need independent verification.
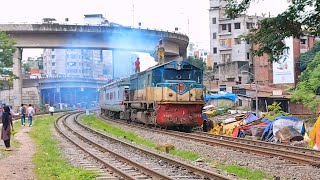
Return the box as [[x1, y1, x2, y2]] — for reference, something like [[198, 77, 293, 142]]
[[239, 99, 243, 106], [219, 85, 226, 91], [212, 17, 216, 24], [246, 23, 253, 29], [301, 39, 306, 44], [247, 52, 250, 60], [246, 39, 250, 44], [221, 54, 231, 63], [234, 38, 241, 44], [212, 33, 217, 39], [213, 47, 217, 54], [234, 23, 241, 29], [51, 49, 55, 51], [52, 62, 55, 66], [222, 24, 227, 30], [51, 55, 55, 59]]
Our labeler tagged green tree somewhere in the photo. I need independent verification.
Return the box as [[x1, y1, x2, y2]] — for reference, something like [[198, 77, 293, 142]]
[[0, 32, 16, 77], [225, 0, 319, 62], [291, 53, 320, 112], [22, 63, 31, 72], [186, 56, 207, 70], [299, 41, 320, 72]]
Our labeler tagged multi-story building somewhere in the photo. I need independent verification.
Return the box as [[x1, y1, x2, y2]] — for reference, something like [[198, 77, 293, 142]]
[[209, 0, 263, 84], [84, 14, 109, 25], [187, 42, 210, 68], [42, 48, 113, 79]]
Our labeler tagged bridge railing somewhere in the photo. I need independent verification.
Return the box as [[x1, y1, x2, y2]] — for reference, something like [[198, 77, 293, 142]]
[[0, 22, 188, 36]]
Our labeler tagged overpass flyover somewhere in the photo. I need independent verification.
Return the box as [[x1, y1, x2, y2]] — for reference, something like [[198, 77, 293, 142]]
[[0, 23, 189, 109], [23, 77, 109, 106]]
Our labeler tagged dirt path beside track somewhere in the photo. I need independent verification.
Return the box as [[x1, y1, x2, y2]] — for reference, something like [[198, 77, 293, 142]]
[[0, 126, 36, 180]]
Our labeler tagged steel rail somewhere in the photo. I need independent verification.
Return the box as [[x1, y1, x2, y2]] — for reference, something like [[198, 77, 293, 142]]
[[59, 112, 174, 180], [55, 113, 142, 180], [99, 115, 320, 167], [77, 114, 232, 180]]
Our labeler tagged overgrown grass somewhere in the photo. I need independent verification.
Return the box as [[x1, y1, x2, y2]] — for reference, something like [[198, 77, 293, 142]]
[[82, 115, 199, 161], [218, 164, 272, 180], [30, 114, 97, 180]]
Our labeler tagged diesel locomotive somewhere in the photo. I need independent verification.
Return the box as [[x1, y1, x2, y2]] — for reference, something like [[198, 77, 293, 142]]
[[99, 60, 205, 131]]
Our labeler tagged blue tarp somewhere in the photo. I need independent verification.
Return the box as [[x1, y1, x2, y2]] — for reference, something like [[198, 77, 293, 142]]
[[261, 116, 304, 142], [205, 94, 237, 102], [244, 113, 258, 124]]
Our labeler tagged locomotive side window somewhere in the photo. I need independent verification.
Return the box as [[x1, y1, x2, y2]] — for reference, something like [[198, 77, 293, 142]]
[[164, 69, 191, 80]]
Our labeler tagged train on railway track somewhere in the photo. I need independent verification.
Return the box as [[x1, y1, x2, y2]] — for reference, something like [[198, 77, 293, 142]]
[[99, 60, 205, 132]]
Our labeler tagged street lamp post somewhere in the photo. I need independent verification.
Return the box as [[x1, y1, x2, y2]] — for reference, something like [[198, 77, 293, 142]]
[[241, 71, 259, 117]]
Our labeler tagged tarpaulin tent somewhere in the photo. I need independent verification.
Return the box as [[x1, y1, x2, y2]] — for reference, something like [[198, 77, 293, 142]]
[[261, 116, 305, 142], [244, 113, 258, 124], [205, 94, 237, 102]]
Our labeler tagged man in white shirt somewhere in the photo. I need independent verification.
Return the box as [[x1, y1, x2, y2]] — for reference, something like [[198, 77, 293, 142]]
[[26, 104, 35, 127], [49, 105, 55, 116]]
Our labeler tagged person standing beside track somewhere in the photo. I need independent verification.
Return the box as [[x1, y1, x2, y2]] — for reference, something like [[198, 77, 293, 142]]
[[26, 104, 35, 127], [49, 105, 55, 116], [19, 104, 26, 126], [1, 106, 14, 151]]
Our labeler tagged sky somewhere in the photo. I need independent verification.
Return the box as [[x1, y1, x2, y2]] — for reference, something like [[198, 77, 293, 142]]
[[0, 0, 290, 67]]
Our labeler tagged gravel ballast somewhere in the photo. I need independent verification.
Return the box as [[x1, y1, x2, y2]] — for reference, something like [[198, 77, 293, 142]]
[[100, 116, 320, 180]]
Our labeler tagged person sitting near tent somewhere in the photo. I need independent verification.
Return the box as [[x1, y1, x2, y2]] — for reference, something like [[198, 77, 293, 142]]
[[202, 112, 208, 132]]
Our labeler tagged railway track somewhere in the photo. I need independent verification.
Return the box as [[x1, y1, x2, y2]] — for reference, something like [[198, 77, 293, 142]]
[[99, 115, 320, 167], [56, 112, 232, 180]]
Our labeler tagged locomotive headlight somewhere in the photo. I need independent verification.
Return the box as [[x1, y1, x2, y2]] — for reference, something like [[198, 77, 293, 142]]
[[169, 93, 173, 97], [169, 84, 173, 88], [189, 84, 194, 88]]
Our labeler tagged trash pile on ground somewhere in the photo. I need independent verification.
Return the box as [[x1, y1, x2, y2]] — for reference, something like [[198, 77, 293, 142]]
[[203, 105, 310, 147]]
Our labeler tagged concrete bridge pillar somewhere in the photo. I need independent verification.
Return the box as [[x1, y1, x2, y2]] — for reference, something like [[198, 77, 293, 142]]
[[13, 48, 22, 111]]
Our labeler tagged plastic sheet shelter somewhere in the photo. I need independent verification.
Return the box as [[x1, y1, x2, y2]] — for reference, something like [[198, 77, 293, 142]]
[[205, 94, 237, 102], [261, 116, 305, 142]]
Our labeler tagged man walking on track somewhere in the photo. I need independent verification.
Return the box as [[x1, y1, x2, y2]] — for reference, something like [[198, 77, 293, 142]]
[[26, 104, 35, 127], [135, 57, 140, 73], [19, 104, 26, 126]]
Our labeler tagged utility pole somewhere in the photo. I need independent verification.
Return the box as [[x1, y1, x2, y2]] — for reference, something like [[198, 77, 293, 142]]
[[132, 0, 135, 27], [241, 71, 259, 117]]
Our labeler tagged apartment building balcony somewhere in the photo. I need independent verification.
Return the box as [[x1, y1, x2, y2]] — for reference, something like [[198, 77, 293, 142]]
[[219, 47, 232, 51], [219, 31, 232, 36]]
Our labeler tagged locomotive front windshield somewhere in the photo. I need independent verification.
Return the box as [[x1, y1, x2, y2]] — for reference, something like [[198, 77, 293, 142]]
[[163, 69, 202, 84]]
